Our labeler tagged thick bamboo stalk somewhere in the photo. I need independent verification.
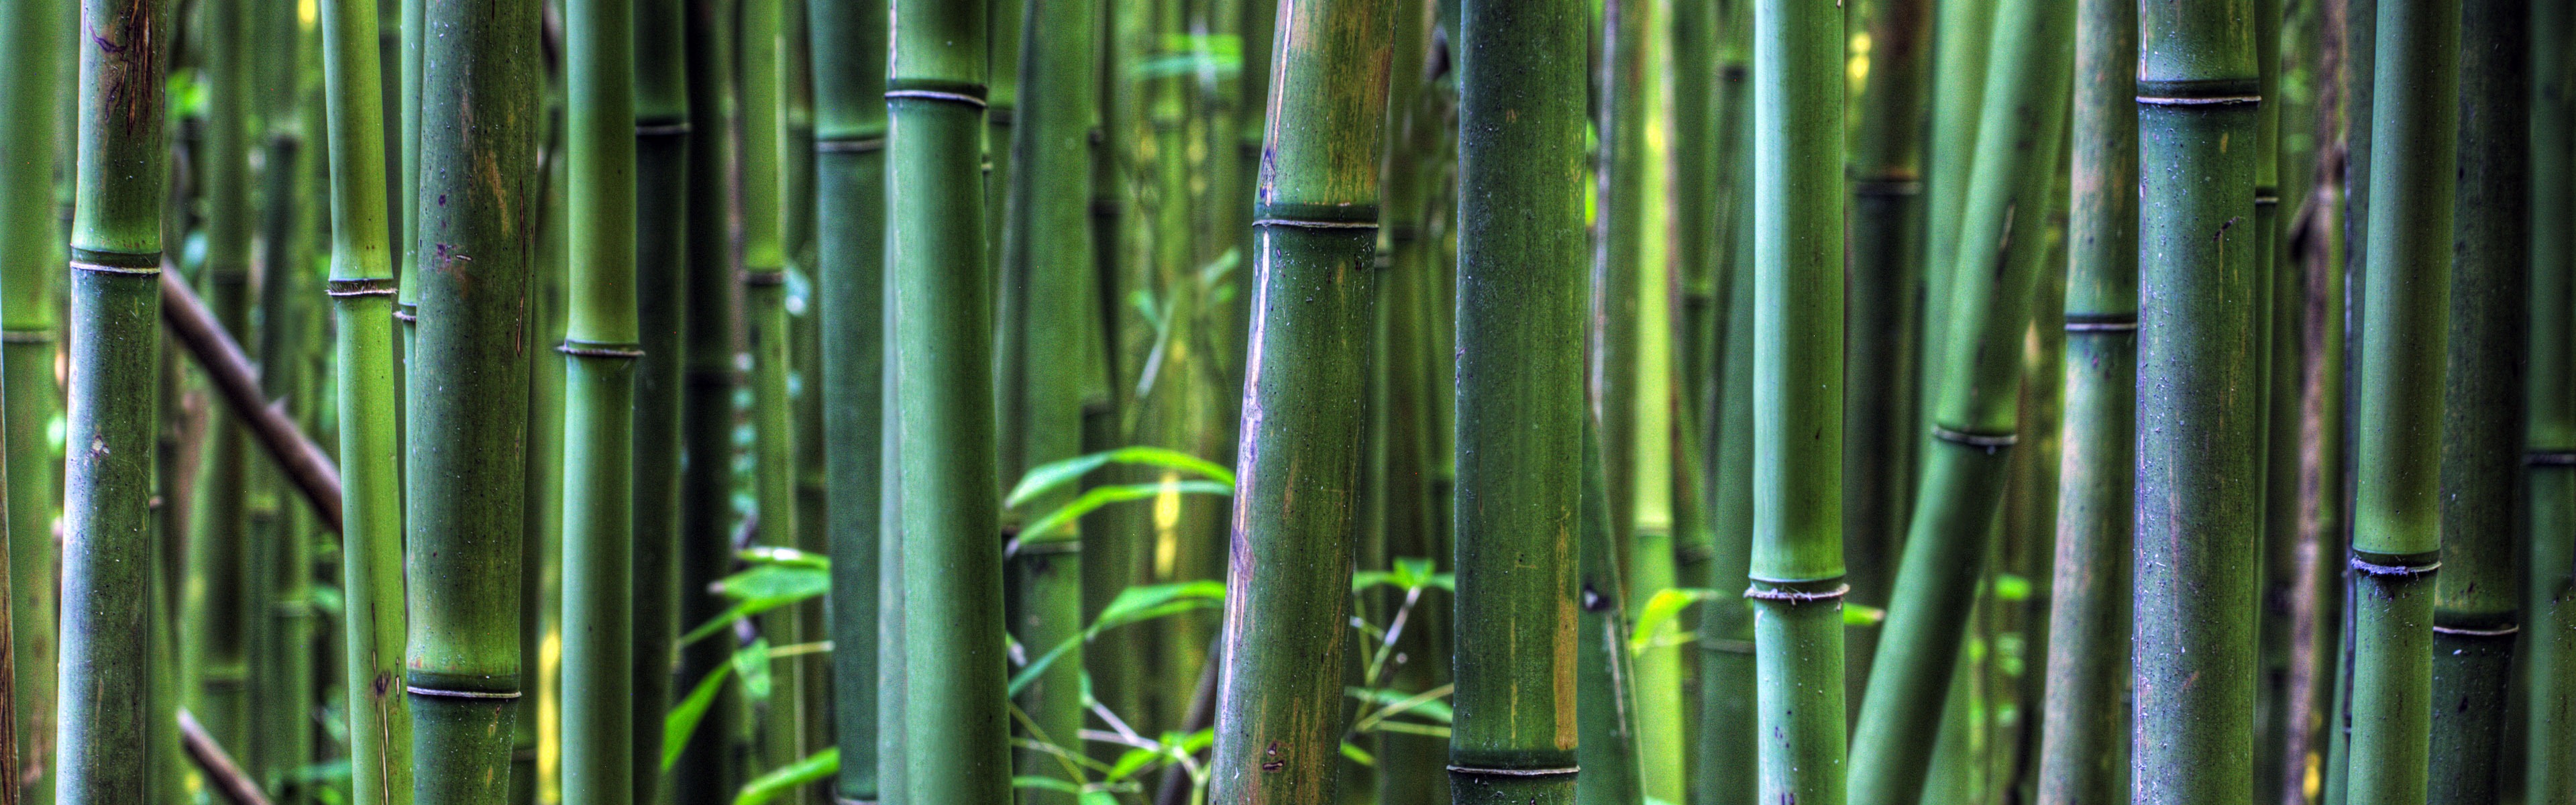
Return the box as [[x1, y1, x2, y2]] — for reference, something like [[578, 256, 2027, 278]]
[[2526, 4, 2575, 803], [317, 0, 413, 792], [671, 0, 743, 800], [996, 0, 1097, 794], [2033, 0, 2133, 800], [2131, 0, 2264, 802], [627, 0, 688, 795], [1844, 0, 2072, 799], [55, 1, 170, 803], [2426, 1, 2525, 801], [0, 0, 67, 794], [1203, 0, 1387, 800], [887, 0, 1006, 796], [2345, 1, 2459, 803], [1592, 0, 1648, 578], [1749, 0, 1847, 802], [405, 0, 543, 795], [809, 0, 884, 797], [1448, 0, 1586, 798], [558, 0, 639, 795]]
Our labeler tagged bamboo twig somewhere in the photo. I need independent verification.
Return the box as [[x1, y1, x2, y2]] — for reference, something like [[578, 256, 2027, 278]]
[[158, 270, 344, 533], [177, 710, 274, 805]]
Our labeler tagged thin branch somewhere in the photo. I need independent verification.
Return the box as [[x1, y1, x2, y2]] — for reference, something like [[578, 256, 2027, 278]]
[[158, 270, 344, 533], [178, 709, 273, 805]]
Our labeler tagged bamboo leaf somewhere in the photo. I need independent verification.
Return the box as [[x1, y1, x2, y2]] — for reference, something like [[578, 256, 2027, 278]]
[[1345, 686, 1455, 724], [734, 638, 775, 702], [733, 748, 839, 805], [1018, 480, 1232, 544], [715, 563, 830, 602], [1006, 447, 1237, 509], [736, 545, 830, 570], [1012, 776, 1085, 794], [676, 595, 813, 648], [1104, 747, 1161, 782], [1627, 588, 1721, 653], [1339, 742, 1375, 767], [1009, 582, 1226, 697], [663, 664, 735, 769]]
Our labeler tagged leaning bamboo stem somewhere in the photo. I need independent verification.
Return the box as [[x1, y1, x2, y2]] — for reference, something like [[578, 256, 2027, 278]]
[[1204, 0, 1387, 800], [56, 1, 171, 803], [2345, 0, 2459, 802], [1448, 0, 1587, 798]]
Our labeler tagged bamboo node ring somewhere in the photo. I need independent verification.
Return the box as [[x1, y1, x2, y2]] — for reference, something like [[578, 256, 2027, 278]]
[[1446, 765, 1580, 778], [1932, 425, 2018, 449], [2135, 94, 2262, 107], [635, 122, 691, 136], [558, 341, 645, 359], [2432, 623, 2519, 637], [0, 329, 54, 344], [1854, 178, 1923, 197], [744, 270, 788, 286], [68, 259, 162, 276], [1744, 584, 1849, 604], [404, 685, 523, 700], [817, 137, 886, 154], [2349, 555, 2440, 578], [2527, 449, 2576, 466], [1252, 217, 1379, 230], [883, 89, 989, 109], [325, 278, 400, 298], [2064, 315, 2138, 333]]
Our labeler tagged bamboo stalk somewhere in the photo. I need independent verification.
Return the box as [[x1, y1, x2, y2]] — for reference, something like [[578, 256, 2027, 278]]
[[627, 0, 688, 794], [810, 0, 884, 796], [1844, 0, 2072, 798], [1914, 0, 1994, 424], [186, 0, 257, 754], [2251, 0, 2300, 791], [888, 0, 1006, 794], [1694, 7, 1756, 803], [158, 276, 344, 532], [180, 710, 278, 805], [1748, 0, 1847, 802], [2322, 3, 2375, 798], [2426, 1, 2526, 801], [1203, 0, 1387, 800], [248, 3, 320, 789], [405, 0, 544, 794], [1574, 423, 1643, 805], [316, 0, 413, 790], [557, 0, 639, 794], [55, 1, 172, 804], [996, 0, 1097, 794], [735, 0, 805, 780], [0, 0, 67, 793], [2129, 0, 2265, 799], [1448, 0, 1586, 798], [2033, 0, 2133, 798], [2526, 3, 2576, 803], [2344, 1, 2459, 802]]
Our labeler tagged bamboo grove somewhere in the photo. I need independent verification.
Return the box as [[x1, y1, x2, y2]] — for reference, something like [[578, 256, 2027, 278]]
[[1, 0, 2573, 803]]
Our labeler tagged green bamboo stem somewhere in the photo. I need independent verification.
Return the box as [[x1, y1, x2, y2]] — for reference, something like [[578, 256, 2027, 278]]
[[317, 0, 413, 792], [735, 0, 804, 778], [1574, 424, 1643, 805], [2344, 1, 2458, 802], [396, 0, 423, 381], [996, 0, 1097, 794], [249, 3, 319, 788], [2251, 0, 2300, 791], [888, 0, 1006, 795], [2426, 1, 2525, 800], [810, 0, 885, 796], [1201, 0, 1386, 800], [2133, 0, 2264, 802], [405, 0, 543, 794], [1079, 0, 1142, 759], [1844, 0, 2072, 798], [814, 0, 885, 800], [1841, 0, 1931, 687], [2033, 0, 2133, 799], [0, 0, 68, 795], [1693, 9, 1756, 804], [517, 115, 566, 805], [1749, 0, 1846, 802], [627, 0, 688, 794], [672, 0, 743, 799], [2526, 3, 2575, 802], [558, 0, 639, 794], [1915, 0, 1994, 425], [55, 0, 170, 802], [1592, 0, 1648, 579], [2322, 1, 2375, 802], [1448, 0, 1586, 798], [186, 0, 256, 755]]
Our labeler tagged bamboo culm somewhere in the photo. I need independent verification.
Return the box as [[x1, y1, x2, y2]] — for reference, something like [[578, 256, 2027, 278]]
[[626, 0, 689, 794], [0, 0, 68, 796], [2526, 2, 2576, 802]]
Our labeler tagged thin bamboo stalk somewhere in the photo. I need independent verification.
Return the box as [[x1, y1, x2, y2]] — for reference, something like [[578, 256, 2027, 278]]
[[809, 0, 883, 797], [1844, 0, 2072, 798], [888, 0, 1006, 795], [2252, 0, 2300, 792], [1574, 423, 1643, 805], [997, 0, 1098, 794], [557, 0, 639, 794], [627, 0, 688, 794], [2129, 0, 2265, 799], [1203, 0, 1387, 800], [2526, 3, 2576, 803], [0, 0, 67, 794], [248, 2, 320, 788], [2033, 0, 2133, 798], [671, 0, 743, 799], [1693, 8, 1756, 803], [2344, 0, 2459, 802], [54, 1, 171, 803], [734, 0, 804, 779], [2322, 3, 2374, 798], [317, 0, 412, 792], [2426, 1, 2526, 801], [1748, 0, 1847, 802], [186, 0, 257, 754], [405, 0, 544, 794], [1448, 0, 1587, 798]]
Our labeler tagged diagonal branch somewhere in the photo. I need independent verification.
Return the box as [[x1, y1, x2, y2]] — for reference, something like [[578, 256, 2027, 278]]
[[159, 270, 344, 533], [178, 709, 274, 805]]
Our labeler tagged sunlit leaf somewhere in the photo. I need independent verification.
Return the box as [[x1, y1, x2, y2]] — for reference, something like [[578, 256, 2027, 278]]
[[1628, 588, 1721, 653], [733, 749, 838, 805], [663, 664, 733, 769], [734, 638, 774, 702], [1007, 447, 1237, 509]]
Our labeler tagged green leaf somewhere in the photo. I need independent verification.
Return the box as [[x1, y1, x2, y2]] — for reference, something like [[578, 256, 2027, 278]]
[[677, 595, 812, 648], [1350, 571, 1397, 592], [1346, 686, 1455, 724], [1012, 776, 1085, 794], [1105, 747, 1161, 783], [663, 664, 734, 769], [1845, 603, 1888, 626], [716, 564, 830, 602], [1019, 480, 1234, 545], [733, 749, 839, 805], [1629, 588, 1721, 653], [1006, 447, 1238, 509], [1391, 557, 1436, 590], [737, 546, 830, 570], [1994, 573, 2032, 602], [1340, 742, 1375, 767], [734, 638, 775, 702], [1080, 792, 1120, 805], [1009, 582, 1227, 697]]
